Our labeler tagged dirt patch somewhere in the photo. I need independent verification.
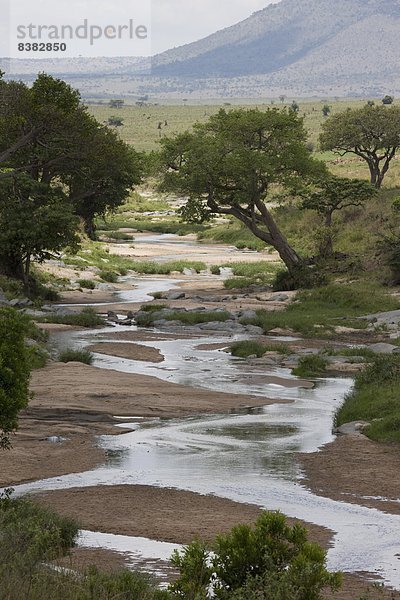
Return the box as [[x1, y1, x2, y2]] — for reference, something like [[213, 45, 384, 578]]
[[88, 342, 164, 363], [35, 485, 332, 548], [324, 574, 400, 599], [299, 434, 400, 515], [195, 342, 231, 351], [34, 484, 400, 598], [30, 363, 288, 419], [57, 547, 131, 574], [0, 418, 107, 487]]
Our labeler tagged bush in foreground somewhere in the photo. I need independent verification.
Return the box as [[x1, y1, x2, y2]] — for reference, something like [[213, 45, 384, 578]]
[[292, 356, 329, 378], [169, 511, 342, 600]]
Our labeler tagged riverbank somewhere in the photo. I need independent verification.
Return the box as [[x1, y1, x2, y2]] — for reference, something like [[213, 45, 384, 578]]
[[4, 233, 400, 597]]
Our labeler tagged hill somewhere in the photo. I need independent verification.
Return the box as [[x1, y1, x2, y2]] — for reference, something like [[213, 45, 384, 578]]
[[2, 0, 400, 98]]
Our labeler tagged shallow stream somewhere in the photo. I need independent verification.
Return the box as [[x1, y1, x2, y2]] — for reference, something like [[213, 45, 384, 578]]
[[15, 238, 400, 588]]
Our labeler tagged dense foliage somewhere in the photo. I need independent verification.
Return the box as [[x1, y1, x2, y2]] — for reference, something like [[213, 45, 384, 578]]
[[169, 511, 341, 599], [0, 73, 143, 288], [320, 105, 400, 188], [160, 108, 325, 274], [0, 308, 32, 448]]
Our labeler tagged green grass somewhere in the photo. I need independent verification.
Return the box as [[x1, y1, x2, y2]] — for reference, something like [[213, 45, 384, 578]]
[[99, 270, 119, 283], [28, 345, 49, 369], [59, 349, 94, 365], [129, 260, 206, 274], [0, 491, 168, 600], [114, 192, 171, 214], [243, 283, 399, 337], [100, 230, 134, 241], [322, 346, 378, 360], [140, 303, 168, 312], [38, 308, 105, 328], [136, 309, 231, 327], [292, 355, 329, 378], [335, 355, 400, 443], [230, 340, 290, 358], [97, 217, 208, 236], [199, 222, 267, 251], [77, 279, 96, 290]]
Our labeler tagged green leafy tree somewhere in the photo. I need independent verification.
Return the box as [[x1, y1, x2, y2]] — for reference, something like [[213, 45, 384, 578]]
[[169, 511, 342, 600], [160, 108, 325, 275], [0, 309, 32, 449], [300, 177, 377, 257], [382, 95, 394, 105], [320, 105, 400, 188], [322, 105, 331, 117], [0, 73, 142, 274], [107, 115, 124, 127], [0, 177, 79, 285], [65, 116, 143, 238]]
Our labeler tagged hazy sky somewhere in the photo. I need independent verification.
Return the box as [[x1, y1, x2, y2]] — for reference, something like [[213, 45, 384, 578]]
[[151, 0, 279, 54], [1, 0, 280, 59]]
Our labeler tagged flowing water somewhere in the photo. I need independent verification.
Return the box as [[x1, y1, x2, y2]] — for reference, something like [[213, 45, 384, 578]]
[[13, 238, 400, 588]]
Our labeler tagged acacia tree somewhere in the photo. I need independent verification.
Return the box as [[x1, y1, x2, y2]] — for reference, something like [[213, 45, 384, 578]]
[[300, 177, 377, 258], [160, 108, 325, 274], [320, 105, 400, 188]]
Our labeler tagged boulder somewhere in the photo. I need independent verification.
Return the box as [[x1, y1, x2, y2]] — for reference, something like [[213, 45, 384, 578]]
[[239, 309, 257, 321], [266, 294, 290, 302], [167, 292, 186, 301], [368, 343, 398, 354]]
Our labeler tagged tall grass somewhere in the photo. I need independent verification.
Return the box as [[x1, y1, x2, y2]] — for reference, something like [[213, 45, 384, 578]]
[[230, 340, 290, 358], [335, 355, 400, 443], [199, 222, 267, 251], [244, 283, 399, 337], [38, 308, 105, 328], [0, 492, 168, 600]]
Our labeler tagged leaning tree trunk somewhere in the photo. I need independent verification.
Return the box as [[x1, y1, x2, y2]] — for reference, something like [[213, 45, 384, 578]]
[[83, 217, 97, 240]]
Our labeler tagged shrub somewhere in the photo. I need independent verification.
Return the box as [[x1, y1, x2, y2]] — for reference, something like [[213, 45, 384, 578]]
[[231, 341, 289, 358], [0, 309, 32, 448], [59, 349, 94, 365], [0, 491, 79, 583], [273, 266, 328, 291], [99, 270, 119, 283], [292, 355, 329, 378], [39, 308, 104, 328], [77, 279, 96, 290], [0, 492, 167, 600], [169, 511, 342, 600], [140, 304, 168, 312], [245, 283, 398, 337], [335, 355, 400, 443]]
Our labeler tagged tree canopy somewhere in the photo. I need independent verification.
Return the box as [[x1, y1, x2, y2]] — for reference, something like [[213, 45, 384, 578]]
[[300, 176, 377, 257], [320, 105, 400, 188], [160, 108, 325, 274], [0, 309, 32, 449], [0, 73, 143, 285]]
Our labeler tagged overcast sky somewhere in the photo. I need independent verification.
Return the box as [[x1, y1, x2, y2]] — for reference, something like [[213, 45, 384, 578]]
[[151, 0, 279, 54], [1, 0, 280, 59]]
